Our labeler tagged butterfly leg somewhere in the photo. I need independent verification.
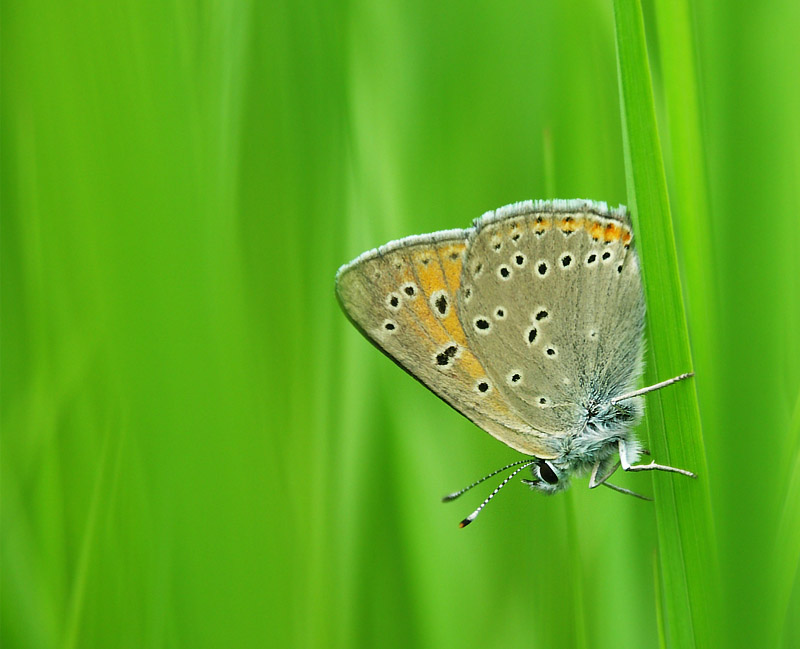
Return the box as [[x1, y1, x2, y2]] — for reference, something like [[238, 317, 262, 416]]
[[588, 459, 619, 488], [610, 372, 694, 405], [589, 460, 651, 500], [618, 440, 697, 478]]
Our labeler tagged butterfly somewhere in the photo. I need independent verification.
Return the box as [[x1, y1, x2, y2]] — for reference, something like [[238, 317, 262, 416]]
[[336, 200, 695, 526]]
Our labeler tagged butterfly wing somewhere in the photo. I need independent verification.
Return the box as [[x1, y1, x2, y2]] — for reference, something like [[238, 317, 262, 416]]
[[458, 200, 646, 436], [336, 229, 558, 457]]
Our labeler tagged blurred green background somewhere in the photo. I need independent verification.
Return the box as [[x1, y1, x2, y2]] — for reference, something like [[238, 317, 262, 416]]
[[2, 0, 799, 648]]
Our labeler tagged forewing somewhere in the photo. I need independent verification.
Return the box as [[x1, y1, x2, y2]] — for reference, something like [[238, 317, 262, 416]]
[[336, 229, 557, 457], [458, 200, 646, 436]]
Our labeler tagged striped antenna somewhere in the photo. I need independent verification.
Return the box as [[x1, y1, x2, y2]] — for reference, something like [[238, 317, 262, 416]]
[[442, 459, 537, 502], [459, 461, 536, 528]]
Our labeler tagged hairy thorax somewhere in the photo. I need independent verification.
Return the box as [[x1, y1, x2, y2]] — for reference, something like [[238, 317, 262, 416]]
[[529, 397, 644, 493]]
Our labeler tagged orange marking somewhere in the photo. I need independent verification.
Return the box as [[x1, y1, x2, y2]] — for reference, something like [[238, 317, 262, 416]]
[[486, 393, 514, 415], [603, 222, 622, 243], [622, 230, 632, 247], [440, 243, 466, 290], [372, 263, 434, 353], [389, 260, 449, 346], [407, 290, 450, 345], [442, 312, 468, 346], [534, 216, 552, 234], [559, 216, 581, 233], [413, 250, 447, 296], [457, 350, 490, 380], [435, 245, 469, 346], [407, 246, 472, 349], [588, 220, 604, 241], [397, 252, 448, 347], [411, 247, 467, 347]]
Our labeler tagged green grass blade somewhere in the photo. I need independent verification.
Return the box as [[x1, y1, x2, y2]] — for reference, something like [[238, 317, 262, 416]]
[[651, 0, 715, 325], [651, 0, 719, 452], [612, 1, 719, 647], [653, 551, 667, 649]]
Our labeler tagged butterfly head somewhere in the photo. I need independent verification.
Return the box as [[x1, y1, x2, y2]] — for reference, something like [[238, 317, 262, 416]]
[[524, 459, 570, 494]]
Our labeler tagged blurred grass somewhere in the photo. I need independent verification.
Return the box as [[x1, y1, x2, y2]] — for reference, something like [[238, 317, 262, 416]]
[[774, 392, 800, 647], [2, 1, 799, 648]]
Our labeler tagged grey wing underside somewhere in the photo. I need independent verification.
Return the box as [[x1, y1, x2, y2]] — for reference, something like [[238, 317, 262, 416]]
[[458, 200, 646, 437], [335, 228, 559, 458]]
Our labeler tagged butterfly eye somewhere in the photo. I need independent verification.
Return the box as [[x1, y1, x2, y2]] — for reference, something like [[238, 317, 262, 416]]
[[538, 461, 559, 485]]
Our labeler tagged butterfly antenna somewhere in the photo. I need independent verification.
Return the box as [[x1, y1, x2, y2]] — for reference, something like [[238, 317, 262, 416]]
[[442, 459, 536, 502], [459, 461, 536, 528], [610, 372, 694, 405]]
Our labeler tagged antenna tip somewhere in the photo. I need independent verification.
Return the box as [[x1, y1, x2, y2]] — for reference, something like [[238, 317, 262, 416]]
[[459, 513, 479, 528], [442, 493, 459, 502]]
